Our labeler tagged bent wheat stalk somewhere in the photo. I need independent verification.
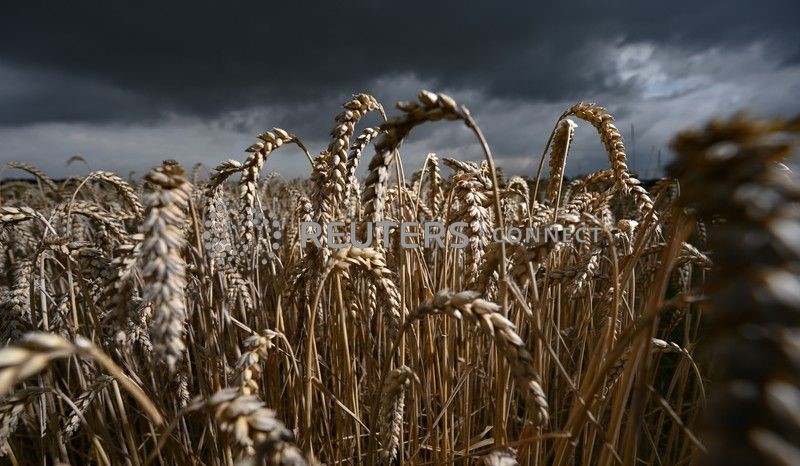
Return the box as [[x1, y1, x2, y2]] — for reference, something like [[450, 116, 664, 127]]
[[0, 333, 162, 424], [403, 290, 549, 426]]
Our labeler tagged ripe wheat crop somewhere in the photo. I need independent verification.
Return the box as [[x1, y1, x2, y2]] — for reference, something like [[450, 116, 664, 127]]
[[0, 91, 797, 465]]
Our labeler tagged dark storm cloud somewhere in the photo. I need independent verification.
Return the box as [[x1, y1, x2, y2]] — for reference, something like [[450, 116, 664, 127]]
[[1, 1, 798, 180], [0, 0, 797, 125]]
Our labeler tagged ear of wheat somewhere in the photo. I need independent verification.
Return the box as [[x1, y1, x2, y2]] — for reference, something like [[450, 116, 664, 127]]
[[322, 94, 384, 219], [378, 366, 417, 463], [546, 118, 577, 205], [190, 388, 306, 464], [140, 160, 192, 373]]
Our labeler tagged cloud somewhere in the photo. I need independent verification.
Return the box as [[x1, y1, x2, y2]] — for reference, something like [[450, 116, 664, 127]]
[[1, 1, 797, 119], [0, 0, 798, 178]]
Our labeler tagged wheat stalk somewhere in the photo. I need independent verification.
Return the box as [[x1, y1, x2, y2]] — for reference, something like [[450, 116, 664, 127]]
[[239, 128, 306, 246], [378, 366, 417, 463], [235, 331, 282, 395], [5, 162, 59, 195], [329, 246, 403, 335], [62, 375, 114, 439], [361, 90, 466, 239], [344, 127, 380, 210], [322, 94, 384, 218], [140, 160, 191, 373], [413, 290, 549, 425], [564, 103, 655, 220], [190, 388, 306, 464], [0, 387, 47, 456], [86, 171, 144, 218], [546, 118, 577, 206], [0, 260, 32, 345]]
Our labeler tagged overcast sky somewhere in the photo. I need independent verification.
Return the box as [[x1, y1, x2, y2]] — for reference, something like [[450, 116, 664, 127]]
[[1, 1, 798, 180]]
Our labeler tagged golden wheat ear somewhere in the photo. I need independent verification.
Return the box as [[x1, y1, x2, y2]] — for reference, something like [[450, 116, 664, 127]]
[[189, 388, 307, 464], [140, 160, 192, 374], [378, 366, 417, 464]]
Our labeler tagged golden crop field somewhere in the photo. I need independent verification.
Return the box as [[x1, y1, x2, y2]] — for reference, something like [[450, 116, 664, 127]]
[[0, 91, 797, 465]]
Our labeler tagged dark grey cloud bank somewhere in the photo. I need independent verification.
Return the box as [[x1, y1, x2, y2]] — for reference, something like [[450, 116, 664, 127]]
[[1, 0, 798, 179]]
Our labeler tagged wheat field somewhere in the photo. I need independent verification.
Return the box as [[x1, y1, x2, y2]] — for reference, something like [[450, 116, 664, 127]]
[[0, 91, 798, 465]]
